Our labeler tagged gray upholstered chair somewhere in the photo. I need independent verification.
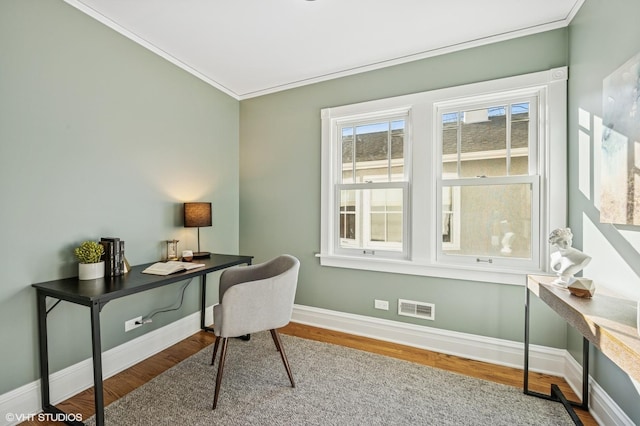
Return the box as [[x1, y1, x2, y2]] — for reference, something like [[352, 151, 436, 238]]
[[210, 254, 300, 409]]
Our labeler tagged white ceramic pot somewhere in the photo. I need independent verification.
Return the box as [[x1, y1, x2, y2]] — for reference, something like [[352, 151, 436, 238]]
[[78, 261, 105, 280]]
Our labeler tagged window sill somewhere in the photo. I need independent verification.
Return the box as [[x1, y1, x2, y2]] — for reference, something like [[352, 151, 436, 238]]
[[318, 254, 540, 286]]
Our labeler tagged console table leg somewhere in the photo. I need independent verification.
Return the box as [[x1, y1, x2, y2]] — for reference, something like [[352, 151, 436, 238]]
[[581, 337, 589, 409], [523, 283, 586, 425], [524, 287, 531, 393]]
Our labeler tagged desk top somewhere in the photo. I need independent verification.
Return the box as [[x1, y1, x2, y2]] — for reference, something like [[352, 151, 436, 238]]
[[32, 253, 253, 306], [528, 274, 640, 383]]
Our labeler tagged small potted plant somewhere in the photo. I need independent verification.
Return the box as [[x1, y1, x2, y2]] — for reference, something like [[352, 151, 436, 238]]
[[74, 241, 105, 280]]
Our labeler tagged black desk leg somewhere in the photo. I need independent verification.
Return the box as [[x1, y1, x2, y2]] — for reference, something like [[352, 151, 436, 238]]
[[90, 301, 105, 426], [36, 291, 51, 412], [200, 274, 212, 332]]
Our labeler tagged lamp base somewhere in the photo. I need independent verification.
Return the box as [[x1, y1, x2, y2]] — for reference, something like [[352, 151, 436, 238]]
[[193, 251, 210, 259]]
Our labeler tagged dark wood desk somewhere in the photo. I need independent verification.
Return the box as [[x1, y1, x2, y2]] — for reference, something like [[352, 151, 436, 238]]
[[32, 253, 253, 426]]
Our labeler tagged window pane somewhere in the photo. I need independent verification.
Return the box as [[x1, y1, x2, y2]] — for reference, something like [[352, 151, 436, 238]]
[[510, 102, 530, 175], [443, 183, 532, 259], [390, 120, 405, 181], [340, 190, 357, 243], [341, 127, 354, 183], [369, 188, 403, 245], [348, 120, 405, 183], [442, 186, 453, 243], [339, 187, 403, 251], [442, 112, 459, 176], [460, 106, 507, 177]]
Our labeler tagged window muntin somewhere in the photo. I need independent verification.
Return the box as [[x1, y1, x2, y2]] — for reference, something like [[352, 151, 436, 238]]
[[437, 96, 539, 269], [441, 100, 535, 179], [320, 68, 567, 285], [341, 119, 405, 184], [335, 114, 409, 258], [439, 178, 539, 264], [339, 186, 404, 252]]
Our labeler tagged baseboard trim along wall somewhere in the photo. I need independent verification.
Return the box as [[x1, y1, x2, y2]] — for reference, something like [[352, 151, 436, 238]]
[[290, 304, 631, 426], [0, 304, 629, 426]]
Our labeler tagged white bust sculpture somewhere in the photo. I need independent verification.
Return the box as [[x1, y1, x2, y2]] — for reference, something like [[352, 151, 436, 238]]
[[548, 228, 592, 285]]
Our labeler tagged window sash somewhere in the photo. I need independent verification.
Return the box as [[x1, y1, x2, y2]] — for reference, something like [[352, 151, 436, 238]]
[[437, 95, 538, 179], [335, 181, 409, 259], [436, 175, 541, 270]]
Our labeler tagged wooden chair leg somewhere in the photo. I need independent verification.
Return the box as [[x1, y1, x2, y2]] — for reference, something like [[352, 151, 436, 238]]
[[270, 329, 295, 388], [270, 329, 282, 352], [212, 337, 229, 410], [210, 336, 221, 366]]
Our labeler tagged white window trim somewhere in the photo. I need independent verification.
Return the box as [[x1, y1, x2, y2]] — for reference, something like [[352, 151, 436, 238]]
[[434, 93, 541, 271], [320, 67, 567, 285]]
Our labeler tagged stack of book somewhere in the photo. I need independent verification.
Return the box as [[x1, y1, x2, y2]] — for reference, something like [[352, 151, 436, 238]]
[[100, 237, 125, 277]]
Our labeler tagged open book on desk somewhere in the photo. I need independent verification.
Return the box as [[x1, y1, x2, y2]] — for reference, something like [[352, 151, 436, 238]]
[[142, 261, 205, 276]]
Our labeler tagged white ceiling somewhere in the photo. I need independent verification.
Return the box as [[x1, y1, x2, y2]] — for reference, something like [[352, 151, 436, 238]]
[[65, 0, 584, 99]]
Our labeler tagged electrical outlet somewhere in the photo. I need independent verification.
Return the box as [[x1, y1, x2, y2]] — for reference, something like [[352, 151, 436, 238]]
[[125, 316, 143, 332], [374, 299, 389, 310]]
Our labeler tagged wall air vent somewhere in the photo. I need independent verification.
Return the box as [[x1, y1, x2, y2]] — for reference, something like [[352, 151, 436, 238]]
[[398, 299, 435, 320]]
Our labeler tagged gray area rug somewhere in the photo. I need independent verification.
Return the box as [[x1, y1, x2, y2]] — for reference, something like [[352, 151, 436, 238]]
[[87, 331, 572, 425]]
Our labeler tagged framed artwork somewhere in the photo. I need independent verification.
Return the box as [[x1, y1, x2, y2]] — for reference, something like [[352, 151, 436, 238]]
[[601, 51, 640, 225]]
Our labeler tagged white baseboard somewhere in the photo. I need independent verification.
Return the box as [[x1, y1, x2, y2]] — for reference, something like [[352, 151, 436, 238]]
[[0, 308, 211, 426], [292, 304, 632, 425], [0, 303, 630, 425], [563, 354, 634, 426], [291, 304, 565, 374]]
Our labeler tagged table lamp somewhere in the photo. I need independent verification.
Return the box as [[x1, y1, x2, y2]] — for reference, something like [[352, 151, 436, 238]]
[[184, 202, 212, 258]]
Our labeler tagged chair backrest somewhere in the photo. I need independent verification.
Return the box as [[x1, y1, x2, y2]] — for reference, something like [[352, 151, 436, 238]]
[[214, 255, 300, 337]]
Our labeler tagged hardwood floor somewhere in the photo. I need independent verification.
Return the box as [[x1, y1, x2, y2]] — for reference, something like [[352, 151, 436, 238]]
[[21, 322, 597, 425]]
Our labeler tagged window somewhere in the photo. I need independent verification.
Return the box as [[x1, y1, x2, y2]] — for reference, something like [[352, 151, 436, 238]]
[[436, 97, 540, 271], [320, 68, 567, 285], [335, 112, 410, 259]]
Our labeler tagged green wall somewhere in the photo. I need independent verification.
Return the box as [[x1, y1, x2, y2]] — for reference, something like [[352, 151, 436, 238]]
[[567, 0, 640, 421], [4, 0, 640, 422], [239, 30, 569, 347], [0, 1, 240, 394]]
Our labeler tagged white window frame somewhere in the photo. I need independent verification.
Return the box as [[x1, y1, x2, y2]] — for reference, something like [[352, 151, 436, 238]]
[[320, 67, 567, 285], [329, 107, 412, 260], [435, 93, 541, 270]]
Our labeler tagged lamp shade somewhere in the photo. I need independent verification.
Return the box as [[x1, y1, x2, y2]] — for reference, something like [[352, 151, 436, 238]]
[[184, 202, 212, 228]]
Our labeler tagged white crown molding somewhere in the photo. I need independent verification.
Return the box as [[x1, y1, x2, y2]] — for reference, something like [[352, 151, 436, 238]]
[[565, 0, 586, 24], [63, 0, 581, 100], [0, 303, 627, 425], [239, 21, 573, 100], [63, 0, 240, 100]]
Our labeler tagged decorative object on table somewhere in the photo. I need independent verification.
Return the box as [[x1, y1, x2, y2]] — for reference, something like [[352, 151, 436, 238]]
[[100, 237, 125, 277], [166, 239, 179, 261], [74, 240, 105, 280], [567, 277, 596, 298], [184, 202, 212, 258], [182, 250, 193, 262], [123, 256, 131, 273], [142, 260, 205, 276], [548, 228, 592, 286]]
